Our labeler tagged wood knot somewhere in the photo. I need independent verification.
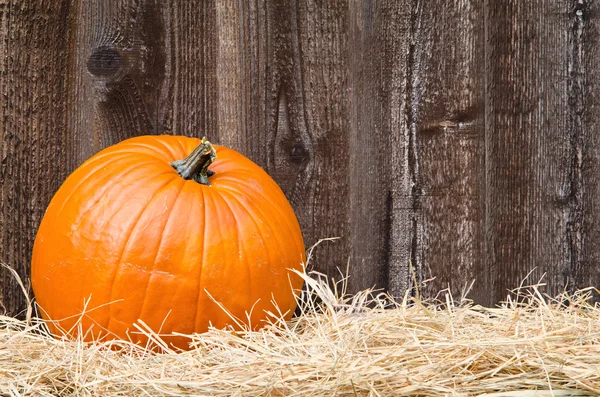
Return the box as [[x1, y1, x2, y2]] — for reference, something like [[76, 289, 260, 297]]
[[87, 47, 122, 77], [288, 142, 309, 165]]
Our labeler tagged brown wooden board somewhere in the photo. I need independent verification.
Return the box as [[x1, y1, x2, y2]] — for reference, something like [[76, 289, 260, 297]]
[[0, 1, 79, 315], [1, 1, 600, 315], [411, 0, 487, 304], [485, 2, 589, 303]]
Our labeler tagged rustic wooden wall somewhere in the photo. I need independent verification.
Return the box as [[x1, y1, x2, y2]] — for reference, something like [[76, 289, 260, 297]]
[[1, 0, 598, 315]]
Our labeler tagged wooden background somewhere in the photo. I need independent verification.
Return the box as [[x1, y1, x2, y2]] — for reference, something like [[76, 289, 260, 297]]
[[1, 0, 599, 315]]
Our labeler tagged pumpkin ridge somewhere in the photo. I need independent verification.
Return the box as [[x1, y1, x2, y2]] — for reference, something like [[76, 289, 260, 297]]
[[213, 189, 251, 316], [213, 174, 295, 220], [56, 151, 174, 222], [152, 135, 184, 160], [87, 168, 181, 267], [119, 136, 178, 159], [174, 135, 194, 157], [200, 186, 222, 311], [134, 177, 187, 329], [54, 153, 136, 219], [116, 143, 174, 161], [191, 183, 207, 332], [209, 169, 255, 180], [196, 184, 222, 330], [201, 185, 245, 328], [216, 183, 303, 263], [69, 163, 175, 239], [217, 187, 303, 321], [103, 174, 182, 334], [217, 189, 271, 310], [83, 148, 163, 163]]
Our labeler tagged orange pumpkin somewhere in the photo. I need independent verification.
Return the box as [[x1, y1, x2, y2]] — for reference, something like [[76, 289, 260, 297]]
[[31, 135, 305, 350]]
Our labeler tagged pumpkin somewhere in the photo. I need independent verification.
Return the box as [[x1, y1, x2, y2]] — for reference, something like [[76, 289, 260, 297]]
[[31, 135, 306, 350]]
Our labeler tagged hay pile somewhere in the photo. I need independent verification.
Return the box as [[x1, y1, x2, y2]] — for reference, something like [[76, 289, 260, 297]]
[[1, 269, 600, 396]]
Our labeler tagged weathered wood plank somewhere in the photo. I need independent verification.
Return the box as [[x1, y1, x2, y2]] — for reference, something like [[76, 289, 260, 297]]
[[574, 1, 600, 294], [485, 2, 577, 302], [347, 1, 392, 293], [0, 0, 76, 315], [412, 1, 487, 303], [349, 1, 413, 296], [291, 0, 352, 285]]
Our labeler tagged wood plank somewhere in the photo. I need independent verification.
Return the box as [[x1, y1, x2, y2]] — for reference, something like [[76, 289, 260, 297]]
[[411, 1, 487, 303], [347, 1, 413, 295], [0, 0, 76, 315], [74, 0, 214, 150], [574, 2, 600, 293], [290, 0, 352, 286], [485, 2, 575, 302]]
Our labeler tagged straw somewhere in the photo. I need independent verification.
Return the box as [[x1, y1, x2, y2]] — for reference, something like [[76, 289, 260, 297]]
[[1, 267, 600, 396]]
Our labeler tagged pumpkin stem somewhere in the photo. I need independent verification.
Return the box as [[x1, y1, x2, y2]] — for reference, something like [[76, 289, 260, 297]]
[[170, 137, 216, 186]]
